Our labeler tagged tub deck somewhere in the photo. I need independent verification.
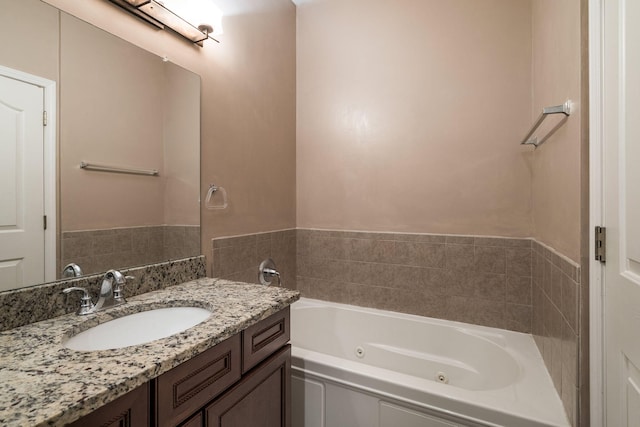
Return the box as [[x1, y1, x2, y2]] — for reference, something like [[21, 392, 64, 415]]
[[291, 298, 570, 427]]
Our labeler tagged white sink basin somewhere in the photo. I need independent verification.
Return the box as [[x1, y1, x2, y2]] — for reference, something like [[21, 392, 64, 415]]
[[64, 307, 212, 351]]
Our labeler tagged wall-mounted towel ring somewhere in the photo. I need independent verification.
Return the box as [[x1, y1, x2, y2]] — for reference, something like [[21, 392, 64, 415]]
[[205, 184, 228, 210]]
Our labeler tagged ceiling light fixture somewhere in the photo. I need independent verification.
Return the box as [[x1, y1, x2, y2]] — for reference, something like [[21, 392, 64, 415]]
[[108, 0, 223, 46]]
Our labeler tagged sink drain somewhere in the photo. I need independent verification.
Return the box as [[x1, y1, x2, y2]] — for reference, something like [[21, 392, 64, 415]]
[[436, 371, 449, 384], [355, 346, 365, 359]]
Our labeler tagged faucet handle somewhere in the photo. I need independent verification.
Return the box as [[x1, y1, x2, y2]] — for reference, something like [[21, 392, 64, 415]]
[[113, 275, 135, 302], [62, 286, 95, 315]]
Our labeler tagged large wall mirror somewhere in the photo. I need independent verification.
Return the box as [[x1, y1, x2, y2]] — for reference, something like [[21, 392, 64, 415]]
[[0, 0, 201, 292]]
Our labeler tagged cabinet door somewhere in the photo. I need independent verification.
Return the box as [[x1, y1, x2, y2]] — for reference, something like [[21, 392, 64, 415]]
[[156, 334, 241, 427], [67, 383, 149, 427], [205, 345, 291, 427]]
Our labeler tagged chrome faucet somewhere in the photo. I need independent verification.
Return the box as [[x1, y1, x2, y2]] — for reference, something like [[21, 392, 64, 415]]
[[94, 269, 130, 310], [63, 269, 134, 315]]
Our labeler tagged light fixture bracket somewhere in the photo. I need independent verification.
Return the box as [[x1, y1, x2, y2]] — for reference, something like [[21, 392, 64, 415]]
[[107, 0, 220, 46]]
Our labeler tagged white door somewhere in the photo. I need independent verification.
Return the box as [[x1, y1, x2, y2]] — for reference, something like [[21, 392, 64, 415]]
[[0, 74, 45, 291], [602, 0, 640, 424]]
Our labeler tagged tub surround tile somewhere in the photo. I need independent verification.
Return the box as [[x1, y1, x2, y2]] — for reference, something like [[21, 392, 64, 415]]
[[445, 244, 475, 270], [296, 229, 533, 333], [474, 246, 506, 274], [506, 276, 532, 305], [0, 257, 206, 332], [0, 278, 299, 426], [211, 229, 297, 290], [531, 240, 582, 427], [505, 303, 532, 333]]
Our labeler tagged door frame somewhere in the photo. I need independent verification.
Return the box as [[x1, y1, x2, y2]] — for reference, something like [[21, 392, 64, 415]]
[[0, 65, 57, 283], [588, 0, 606, 423]]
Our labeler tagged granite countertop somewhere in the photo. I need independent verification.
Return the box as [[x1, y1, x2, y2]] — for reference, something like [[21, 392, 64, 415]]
[[0, 278, 299, 426]]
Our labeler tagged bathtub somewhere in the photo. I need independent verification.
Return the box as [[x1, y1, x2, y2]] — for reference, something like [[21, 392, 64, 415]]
[[290, 298, 569, 427]]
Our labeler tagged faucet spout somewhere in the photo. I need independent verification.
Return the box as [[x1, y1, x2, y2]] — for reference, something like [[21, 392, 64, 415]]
[[94, 269, 127, 311]]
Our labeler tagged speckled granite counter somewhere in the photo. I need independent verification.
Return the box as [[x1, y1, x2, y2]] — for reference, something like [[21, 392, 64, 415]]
[[0, 278, 299, 426]]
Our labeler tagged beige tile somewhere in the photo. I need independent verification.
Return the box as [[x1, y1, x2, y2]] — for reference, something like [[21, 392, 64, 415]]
[[371, 240, 396, 264], [299, 257, 349, 281], [505, 304, 532, 333], [226, 268, 259, 284], [544, 295, 563, 340], [445, 244, 474, 270], [551, 265, 563, 308], [561, 273, 579, 332], [113, 228, 133, 252], [219, 244, 256, 275], [389, 291, 448, 319], [307, 277, 347, 303], [418, 267, 447, 296], [296, 232, 310, 257], [501, 238, 532, 248], [445, 235, 474, 245], [391, 265, 421, 291], [296, 276, 310, 294], [506, 276, 532, 304], [533, 252, 541, 285], [400, 233, 447, 244], [550, 337, 563, 394], [473, 237, 506, 247], [211, 248, 222, 276], [446, 297, 505, 328], [308, 236, 347, 260], [345, 283, 394, 309], [416, 243, 446, 268], [561, 321, 578, 386], [474, 273, 506, 301], [474, 246, 506, 274], [345, 238, 373, 262], [348, 262, 394, 287], [164, 226, 186, 246], [542, 258, 553, 297], [62, 236, 94, 259], [92, 233, 117, 255], [561, 384, 577, 427], [256, 238, 272, 261], [506, 247, 531, 276], [213, 235, 256, 249], [443, 269, 475, 297]]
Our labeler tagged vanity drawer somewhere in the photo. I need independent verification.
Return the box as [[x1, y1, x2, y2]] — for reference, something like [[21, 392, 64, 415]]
[[156, 334, 241, 427], [242, 307, 290, 373]]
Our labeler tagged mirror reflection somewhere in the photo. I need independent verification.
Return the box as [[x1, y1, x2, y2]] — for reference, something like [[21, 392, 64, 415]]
[[0, 1, 201, 292]]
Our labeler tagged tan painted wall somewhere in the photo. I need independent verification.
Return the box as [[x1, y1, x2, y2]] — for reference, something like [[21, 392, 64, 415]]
[[41, 0, 297, 268], [531, 0, 582, 262], [296, 0, 534, 237], [0, 0, 59, 82]]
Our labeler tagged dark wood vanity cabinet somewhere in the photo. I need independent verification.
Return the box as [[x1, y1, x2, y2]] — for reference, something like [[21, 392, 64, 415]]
[[68, 307, 291, 427], [205, 345, 291, 427], [67, 382, 150, 427]]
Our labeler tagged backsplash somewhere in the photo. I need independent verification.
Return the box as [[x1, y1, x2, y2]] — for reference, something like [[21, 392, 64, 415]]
[[0, 256, 206, 332], [532, 241, 581, 426], [296, 229, 533, 333], [211, 229, 296, 290], [60, 225, 200, 276]]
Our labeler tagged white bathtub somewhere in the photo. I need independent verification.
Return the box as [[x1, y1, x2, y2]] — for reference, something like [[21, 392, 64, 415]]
[[290, 298, 569, 427]]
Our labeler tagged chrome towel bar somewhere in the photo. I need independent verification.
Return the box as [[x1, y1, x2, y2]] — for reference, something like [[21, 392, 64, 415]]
[[521, 100, 571, 148], [80, 161, 159, 176]]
